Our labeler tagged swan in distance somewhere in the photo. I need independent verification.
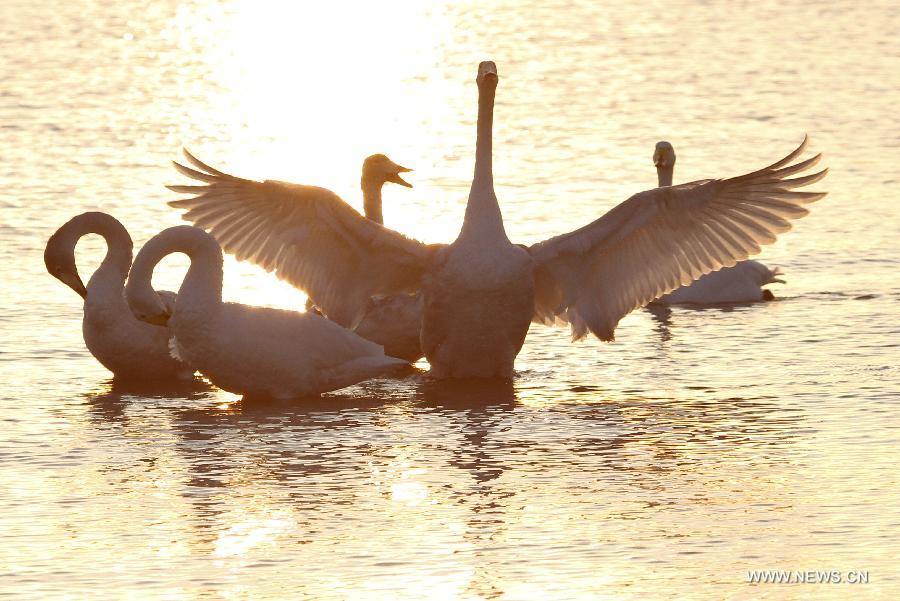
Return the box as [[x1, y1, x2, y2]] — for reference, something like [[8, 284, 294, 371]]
[[321, 154, 425, 362], [44, 212, 193, 380], [167, 61, 827, 379], [125, 225, 408, 399], [353, 154, 424, 362], [651, 141, 786, 304]]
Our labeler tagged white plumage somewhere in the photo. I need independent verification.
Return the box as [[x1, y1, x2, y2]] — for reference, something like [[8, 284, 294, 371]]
[[167, 61, 827, 377], [125, 225, 407, 399], [44, 212, 193, 380]]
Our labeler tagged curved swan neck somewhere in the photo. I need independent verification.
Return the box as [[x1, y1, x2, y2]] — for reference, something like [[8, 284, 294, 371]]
[[459, 75, 507, 242], [92, 215, 133, 285], [129, 226, 223, 315], [66, 212, 133, 293], [361, 175, 384, 225]]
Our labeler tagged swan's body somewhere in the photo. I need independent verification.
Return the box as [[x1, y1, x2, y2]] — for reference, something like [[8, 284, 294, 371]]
[[125, 226, 407, 399], [651, 141, 785, 304], [354, 293, 424, 362], [422, 243, 533, 378], [44, 212, 193, 380], [659, 260, 782, 304], [167, 61, 827, 379]]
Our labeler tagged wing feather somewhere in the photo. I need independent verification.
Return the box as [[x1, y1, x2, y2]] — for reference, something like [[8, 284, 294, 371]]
[[167, 149, 438, 326], [529, 137, 827, 340]]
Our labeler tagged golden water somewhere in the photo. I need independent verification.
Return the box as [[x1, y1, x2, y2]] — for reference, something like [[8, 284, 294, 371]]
[[1, 0, 898, 598]]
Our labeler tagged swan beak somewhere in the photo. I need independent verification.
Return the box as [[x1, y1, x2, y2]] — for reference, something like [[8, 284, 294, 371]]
[[59, 271, 87, 299], [386, 168, 413, 188]]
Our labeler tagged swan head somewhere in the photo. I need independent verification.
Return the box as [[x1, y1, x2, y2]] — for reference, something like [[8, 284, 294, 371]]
[[476, 61, 498, 89], [44, 228, 87, 299], [362, 154, 412, 188], [129, 291, 172, 327], [653, 141, 676, 169]]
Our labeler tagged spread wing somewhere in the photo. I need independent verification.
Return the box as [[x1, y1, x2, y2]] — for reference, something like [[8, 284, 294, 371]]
[[529, 136, 827, 341], [167, 150, 437, 327]]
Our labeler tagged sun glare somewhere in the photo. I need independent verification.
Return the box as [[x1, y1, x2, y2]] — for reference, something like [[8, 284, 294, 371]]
[[161, 0, 477, 309]]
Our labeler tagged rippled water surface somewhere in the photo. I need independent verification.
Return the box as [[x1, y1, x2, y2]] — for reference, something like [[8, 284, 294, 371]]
[[2, 1, 899, 599]]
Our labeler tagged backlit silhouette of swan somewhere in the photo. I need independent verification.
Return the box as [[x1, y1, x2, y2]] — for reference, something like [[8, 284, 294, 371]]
[[167, 61, 827, 379], [652, 141, 785, 304], [125, 225, 407, 399], [44, 212, 193, 380]]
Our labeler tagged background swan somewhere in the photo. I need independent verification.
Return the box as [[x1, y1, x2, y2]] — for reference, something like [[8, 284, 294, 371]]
[[358, 153, 412, 225], [44, 212, 193, 380], [125, 225, 408, 399], [651, 141, 786, 304], [167, 61, 827, 379], [354, 155, 424, 362]]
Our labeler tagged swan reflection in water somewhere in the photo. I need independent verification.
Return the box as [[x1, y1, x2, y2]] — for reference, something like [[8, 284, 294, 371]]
[[81, 372, 804, 597]]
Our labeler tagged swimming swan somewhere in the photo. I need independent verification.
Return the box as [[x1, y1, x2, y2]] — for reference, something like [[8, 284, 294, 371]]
[[354, 155, 424, 362], [167, 61, 827, 379], [651, 141, 785, 304], [125, 225, 408, 399], [44, 212, 193, 380]]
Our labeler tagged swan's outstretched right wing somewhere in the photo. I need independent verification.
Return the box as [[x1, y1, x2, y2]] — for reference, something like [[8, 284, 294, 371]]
[[529, 137, 827, 341], [168, 150, 439, 328]]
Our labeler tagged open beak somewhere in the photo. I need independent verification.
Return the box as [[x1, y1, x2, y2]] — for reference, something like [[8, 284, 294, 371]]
[[59, 271, 87, 299], [386, 168, 413, 188]]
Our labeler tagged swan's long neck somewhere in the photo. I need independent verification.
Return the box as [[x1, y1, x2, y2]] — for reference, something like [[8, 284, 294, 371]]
[[656, 159, 674, 187], [361, 176, 384, 225], [459, 78, 507, 242], [70, 213, 133, 303], [129, 226, 223, 321]]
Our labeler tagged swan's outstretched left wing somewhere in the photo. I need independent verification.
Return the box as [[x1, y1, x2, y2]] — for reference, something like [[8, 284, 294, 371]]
[[167, 150, 438, 328], [528, 137, 827, 341]]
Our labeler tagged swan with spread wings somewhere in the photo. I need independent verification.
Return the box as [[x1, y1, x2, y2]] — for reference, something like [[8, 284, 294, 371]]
[[168, 61, 827, 379]]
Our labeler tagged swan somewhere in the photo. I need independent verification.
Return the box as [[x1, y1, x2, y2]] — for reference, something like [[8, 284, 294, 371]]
[[166, 61, 827, 379], [125, 225, 408, 399], [354, 154, 425, 362], [651, 141, 786, 304], [43, 212, 193, 380], [343, 154, 425, 362], [311, 153, 424, 362]]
